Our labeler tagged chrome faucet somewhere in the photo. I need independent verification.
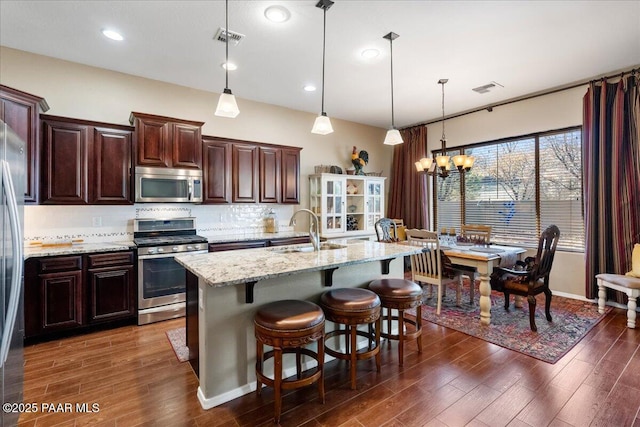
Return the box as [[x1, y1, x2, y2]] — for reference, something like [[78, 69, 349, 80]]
[[289, 209, 320, 251]]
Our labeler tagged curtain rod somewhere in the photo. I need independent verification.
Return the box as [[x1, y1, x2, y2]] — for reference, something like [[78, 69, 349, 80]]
[[405, 66, 639, 129]]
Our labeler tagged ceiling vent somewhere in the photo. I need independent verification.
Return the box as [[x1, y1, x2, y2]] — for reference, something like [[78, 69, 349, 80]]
[[213, 27, 245, 46], [472, 81, 504, 94]]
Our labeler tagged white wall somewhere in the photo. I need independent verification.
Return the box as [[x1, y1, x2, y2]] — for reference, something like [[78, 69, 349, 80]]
[[425, 87, 588, 298]]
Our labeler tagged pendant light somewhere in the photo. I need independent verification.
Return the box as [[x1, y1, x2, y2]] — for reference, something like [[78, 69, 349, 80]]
[[311, 0, 334, 135], [215, 0, 240, 118], [383, 32, 403, 145], [415, 79, 475, 178]]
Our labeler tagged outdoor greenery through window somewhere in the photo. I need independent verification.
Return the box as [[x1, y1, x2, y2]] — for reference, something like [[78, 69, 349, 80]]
[[435, 127, 584, 251]]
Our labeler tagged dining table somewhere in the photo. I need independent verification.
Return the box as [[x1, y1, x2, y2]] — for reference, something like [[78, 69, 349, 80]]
[[441, 243, 526, 326]]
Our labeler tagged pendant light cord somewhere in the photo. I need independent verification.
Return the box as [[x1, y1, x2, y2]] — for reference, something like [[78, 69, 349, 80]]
[[321, 7, 327, 114], [390, 37, 395, 128], [440, 81, 446, 152], [225, 0, 229, 90]]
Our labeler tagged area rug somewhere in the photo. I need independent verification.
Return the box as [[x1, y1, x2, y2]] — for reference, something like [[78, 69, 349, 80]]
[[410, 284, 612, 364], [166, 327, 189, 362]]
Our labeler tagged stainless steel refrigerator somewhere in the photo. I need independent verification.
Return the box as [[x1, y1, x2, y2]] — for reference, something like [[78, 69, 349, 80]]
[[1, 119, 25, 427]]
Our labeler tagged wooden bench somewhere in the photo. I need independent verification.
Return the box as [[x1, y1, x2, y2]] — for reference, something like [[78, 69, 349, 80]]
[[596, 273, 640, 328]]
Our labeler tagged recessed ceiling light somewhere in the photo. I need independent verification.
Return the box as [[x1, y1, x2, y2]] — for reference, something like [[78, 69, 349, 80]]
[[264, 5, 291, 23], [361, 49, 380, 59], [221, 62, 237, 71], [303, 85, 317, 92], [102, 29, 124, 41]]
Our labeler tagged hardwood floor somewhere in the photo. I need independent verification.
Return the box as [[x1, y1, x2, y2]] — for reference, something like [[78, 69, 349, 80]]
[[18, 307, 640, 427]]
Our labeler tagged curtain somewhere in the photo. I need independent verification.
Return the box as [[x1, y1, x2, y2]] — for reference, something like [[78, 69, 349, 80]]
[[583, 73, 640, 301], [387, 125, 429, 229]]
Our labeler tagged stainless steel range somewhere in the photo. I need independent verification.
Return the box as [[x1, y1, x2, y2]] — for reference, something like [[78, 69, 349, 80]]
[[133, 217, 208, 325]]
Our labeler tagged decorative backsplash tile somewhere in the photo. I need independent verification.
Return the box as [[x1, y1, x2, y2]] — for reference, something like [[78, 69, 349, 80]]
[[24, 204, 297, 243]]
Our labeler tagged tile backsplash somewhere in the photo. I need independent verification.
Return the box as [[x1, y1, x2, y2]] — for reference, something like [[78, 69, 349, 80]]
[[24, 204, 297, 243]]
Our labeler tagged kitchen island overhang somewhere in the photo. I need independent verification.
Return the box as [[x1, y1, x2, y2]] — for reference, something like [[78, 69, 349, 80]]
[[175, 240, 422, 410]]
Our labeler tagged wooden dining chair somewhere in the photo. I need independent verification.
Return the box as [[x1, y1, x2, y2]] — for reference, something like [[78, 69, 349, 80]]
[[460, 224, 492, 245], [374, 218, 398, 242], [405, 229, 464, 315], [490, 225, 560, 331]]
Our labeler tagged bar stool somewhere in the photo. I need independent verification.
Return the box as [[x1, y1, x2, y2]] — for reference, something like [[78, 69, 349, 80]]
[[368, 278, 423, 367], [319, 287, 381, 390], [254, 299, 325, 424]]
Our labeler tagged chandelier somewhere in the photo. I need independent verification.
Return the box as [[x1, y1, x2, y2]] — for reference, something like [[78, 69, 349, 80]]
[[415, 79, 474, 178]]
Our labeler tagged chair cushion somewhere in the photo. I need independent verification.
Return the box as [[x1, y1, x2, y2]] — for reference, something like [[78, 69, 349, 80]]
[[320, 288, 380, 311], [503, 277, 546, 294], [628, 243, 640, 278], [255, 300, 325, 330], [369, 279, 422, 298], [597, 273, 640, 290]]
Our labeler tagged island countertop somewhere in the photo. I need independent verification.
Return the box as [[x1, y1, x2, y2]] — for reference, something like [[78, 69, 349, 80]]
[[175, 239, 421, 288]]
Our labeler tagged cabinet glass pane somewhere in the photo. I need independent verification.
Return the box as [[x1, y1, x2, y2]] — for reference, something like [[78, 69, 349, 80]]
[[326, 181, 334, 194], [334, 181, 343, 194], [335, 196, 342, 213], [374, 198, 380, 212], [327, 197, 334, 213]]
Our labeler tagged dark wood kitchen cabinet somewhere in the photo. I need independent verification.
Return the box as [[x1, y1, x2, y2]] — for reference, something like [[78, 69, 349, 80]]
[[202, 135, 301, 205], [280, 147, 301, 204], [202, 137, 231, 203], [0, 85, 49, 203], [87, 252, 135, 323], [259, 146, 280, 203], [40, 115, 133, 205], [24, 250, 136, 342], [232, 143, 259, 203], [25, 255, 84, 337], [130, 112, 203, 169]]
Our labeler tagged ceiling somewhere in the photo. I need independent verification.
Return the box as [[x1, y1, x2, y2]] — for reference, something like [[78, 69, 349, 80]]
[[1, 1, 639, 129]]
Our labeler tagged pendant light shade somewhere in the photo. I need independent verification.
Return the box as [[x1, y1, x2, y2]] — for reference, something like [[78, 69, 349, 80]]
[[383, 32, 403, 145], [383, 129, 403, 145], [215, 0, 240, 118], [311, 0, 334, 135], [312, 112, 334, 135]]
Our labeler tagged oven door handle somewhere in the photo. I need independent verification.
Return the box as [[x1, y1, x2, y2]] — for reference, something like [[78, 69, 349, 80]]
[[138, 250, 208, 260]]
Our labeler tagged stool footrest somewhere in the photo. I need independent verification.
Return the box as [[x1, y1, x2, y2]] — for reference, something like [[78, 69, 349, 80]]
[[325, 329, 380, 361], [256, 348, 323, 391]]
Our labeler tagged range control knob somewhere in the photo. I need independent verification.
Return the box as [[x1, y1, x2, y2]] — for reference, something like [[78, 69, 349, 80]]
[[193, 244, 201, 250], [147, 248, 157, 255], [173, 246, 179, 252], [157, 248, 165, 253], [186, 246, 194, 251]]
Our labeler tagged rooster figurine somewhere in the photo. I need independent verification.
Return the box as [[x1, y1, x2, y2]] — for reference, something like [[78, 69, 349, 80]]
[[351, 146, 369, 175]]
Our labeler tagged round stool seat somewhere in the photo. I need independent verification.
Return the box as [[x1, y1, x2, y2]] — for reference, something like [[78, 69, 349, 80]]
[[320, 288, 381, 323], [320, 288, 381, 390], [255, 299, 324, 332], [369, 279, 423, 303], [369, 278, 423, 367], [254, 300, 325, 424]]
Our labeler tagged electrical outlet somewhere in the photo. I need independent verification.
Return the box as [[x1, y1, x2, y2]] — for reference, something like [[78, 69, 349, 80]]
[[92, 216, 102, 227]]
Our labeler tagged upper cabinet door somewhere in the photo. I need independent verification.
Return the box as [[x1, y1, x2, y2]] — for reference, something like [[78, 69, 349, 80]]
[[172, 122, 202, 169], [0, 85, 48, 204], [133, 115, 171, 167], [280, 148, 301, 204], [259, 146, 280, 203], [232, 143, 258, 203], [202, 137, 231, 203], [90, 127, 133, 204], [41, 119, 90, 205], [130, 112, 204, 169]]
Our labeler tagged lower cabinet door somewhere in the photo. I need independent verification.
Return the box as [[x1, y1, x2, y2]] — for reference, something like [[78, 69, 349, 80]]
[[39, 270, 84, 332], [88, 265, 135, 322]]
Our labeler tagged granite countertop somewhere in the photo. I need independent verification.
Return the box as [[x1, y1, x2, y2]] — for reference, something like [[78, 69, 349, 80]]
[[175, 239, 421, 288], [23, 241, 135, 259]]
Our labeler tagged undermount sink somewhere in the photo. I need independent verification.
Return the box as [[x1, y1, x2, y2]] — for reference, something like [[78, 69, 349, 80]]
[[269, 243, 347, 254]]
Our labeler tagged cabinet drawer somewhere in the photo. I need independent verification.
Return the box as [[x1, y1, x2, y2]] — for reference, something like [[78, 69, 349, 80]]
[[39, 256, 82, 272], [269, 236, 310, 246], [87, 251, 134, 268], [208, 241, 268, 252]]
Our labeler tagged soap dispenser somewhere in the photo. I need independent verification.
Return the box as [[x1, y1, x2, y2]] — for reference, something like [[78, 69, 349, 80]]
[[265, 209, 278, 233]]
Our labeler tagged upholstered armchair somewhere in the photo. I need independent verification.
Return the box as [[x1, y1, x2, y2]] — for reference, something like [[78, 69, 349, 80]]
[[490, 225, 560, 331]]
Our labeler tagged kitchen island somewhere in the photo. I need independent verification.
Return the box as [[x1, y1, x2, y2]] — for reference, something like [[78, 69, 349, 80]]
[[175, 239, 421, 410]]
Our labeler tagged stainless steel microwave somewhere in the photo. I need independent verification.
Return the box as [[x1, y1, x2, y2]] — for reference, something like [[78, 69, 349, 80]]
[[135, 166, 203, 203]]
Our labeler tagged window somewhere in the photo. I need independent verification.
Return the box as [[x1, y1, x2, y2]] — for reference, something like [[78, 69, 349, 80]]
[[435, 127, 583, 251]]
